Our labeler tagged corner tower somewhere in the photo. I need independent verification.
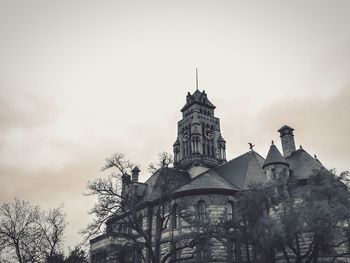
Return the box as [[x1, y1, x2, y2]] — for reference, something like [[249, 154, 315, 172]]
[[173, 90, 226, 170]]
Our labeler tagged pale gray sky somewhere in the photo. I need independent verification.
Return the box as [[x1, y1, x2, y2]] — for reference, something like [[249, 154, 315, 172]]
[[1, 0, 350, 250]]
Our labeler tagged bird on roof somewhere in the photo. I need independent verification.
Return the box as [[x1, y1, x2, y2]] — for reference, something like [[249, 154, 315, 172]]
[[248, 143, 255, 150]]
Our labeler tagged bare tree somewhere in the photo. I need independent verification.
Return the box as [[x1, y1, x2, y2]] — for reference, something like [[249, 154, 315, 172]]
[[0, 199, 66, 263], [83, 153, 134, 240], [85, 152, 209, 263], [147, 152, 173, 173], [38, 207, 66, 258]]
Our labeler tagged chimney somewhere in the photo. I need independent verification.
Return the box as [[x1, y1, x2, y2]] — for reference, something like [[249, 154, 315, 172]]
[[278, 125, 296, 157], [131, 166, 140, 182], [121, 173, 131, 199]]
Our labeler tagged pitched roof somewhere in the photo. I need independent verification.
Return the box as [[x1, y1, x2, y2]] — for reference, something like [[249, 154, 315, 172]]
[[133, 182, 147, 196], [218, 134, 226, 143], [181, 90, 216, 112], [286, 148, 323, 179], [263, 143, 289, 168], [142, 167, 191, 202], [173, 139, 180, 146], [174, 169, 239, 194], [214, 150, 266, 189]]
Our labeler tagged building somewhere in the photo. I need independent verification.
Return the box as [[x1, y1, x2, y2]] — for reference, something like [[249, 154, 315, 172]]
[[90, 89, 327, 263]]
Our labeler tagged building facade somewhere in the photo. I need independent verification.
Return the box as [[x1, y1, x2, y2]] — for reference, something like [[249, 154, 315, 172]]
[[90, 90, 330, 263]]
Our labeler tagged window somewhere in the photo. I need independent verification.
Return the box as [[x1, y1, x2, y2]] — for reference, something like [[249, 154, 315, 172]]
[[197, 201, 206, 222], [172, 204, 178, 229], [227, 239, 236, 261], [195, 239, 210, 260], [227, 201, 234, 221], [271, 168, 276, 180], [170, 241, 177, 262]]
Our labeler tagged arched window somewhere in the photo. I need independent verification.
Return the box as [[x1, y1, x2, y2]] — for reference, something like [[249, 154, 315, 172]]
[[227, 201, 234, 221], [197, 201, 206, 222], [172, 204, 178, 229]]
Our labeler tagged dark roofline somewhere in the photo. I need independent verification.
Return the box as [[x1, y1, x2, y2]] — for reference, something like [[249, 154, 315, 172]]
[[173, 188, 237, 198], [134, 181, 148, 185], [262, 161, 290, 169], [278, 125, 294, 132], [181, 101, 216, 112]]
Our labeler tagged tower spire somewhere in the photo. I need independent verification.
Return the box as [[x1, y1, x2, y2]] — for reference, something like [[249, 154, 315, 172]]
[[196, 68, 198, 91]]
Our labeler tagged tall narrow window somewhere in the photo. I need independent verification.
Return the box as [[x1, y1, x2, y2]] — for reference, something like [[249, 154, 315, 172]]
[[172, 204, 178, 229], [227, 201, 234, 221], [197, 201, 206, 222], [170, 241, 177, 262]]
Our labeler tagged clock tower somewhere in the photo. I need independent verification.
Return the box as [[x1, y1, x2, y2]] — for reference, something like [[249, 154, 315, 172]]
[[173, 90, 226, 170]]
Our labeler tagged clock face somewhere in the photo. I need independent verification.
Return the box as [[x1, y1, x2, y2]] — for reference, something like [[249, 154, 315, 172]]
[[182, 129, 190, 141], [204, 127, 214, 140]]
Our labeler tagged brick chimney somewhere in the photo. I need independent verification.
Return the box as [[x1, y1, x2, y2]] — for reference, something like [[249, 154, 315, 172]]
[[131, 166, 140, 182], [278, 125, 296, 157]]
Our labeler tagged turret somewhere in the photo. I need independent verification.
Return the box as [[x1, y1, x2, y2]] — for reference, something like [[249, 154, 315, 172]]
[[173, 139, 180, 164], [278, 125, 296, 157], [263, 141, 289, 181], [218, 134, 226, 162]]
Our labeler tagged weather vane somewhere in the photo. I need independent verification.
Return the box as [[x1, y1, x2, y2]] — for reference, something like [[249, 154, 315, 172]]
[[248, 142, 255, 150]]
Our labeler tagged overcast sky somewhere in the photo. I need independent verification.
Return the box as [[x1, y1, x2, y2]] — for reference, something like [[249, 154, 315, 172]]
[[1, 0, 350, 250]]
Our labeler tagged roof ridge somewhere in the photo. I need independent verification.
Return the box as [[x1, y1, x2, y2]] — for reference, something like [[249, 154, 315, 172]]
[[213, 170, 241, 190], [174, 169, 240, 193], [243, 151, 253, 188], [245, 150, 266, 188], [217, 150, 250, 167], [167, 168, 208, 193]]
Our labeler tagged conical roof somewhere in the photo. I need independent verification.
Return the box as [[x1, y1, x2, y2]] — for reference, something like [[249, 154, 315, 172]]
[[263, 142, 289, 168]]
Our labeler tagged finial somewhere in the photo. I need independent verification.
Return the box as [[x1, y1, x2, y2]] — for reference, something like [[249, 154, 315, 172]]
[[248, 142, 255, 150], [196, 68, 199, 91], [300, 145, 303, 149], [271, 140, 274, 145]]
